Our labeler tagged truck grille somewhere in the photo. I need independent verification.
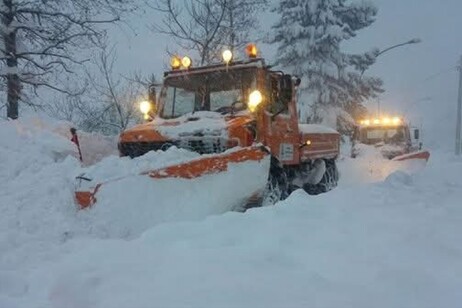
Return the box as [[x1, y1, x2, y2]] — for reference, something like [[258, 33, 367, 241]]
[[119, 138, 229, 158], [177, 138, 228, 155]]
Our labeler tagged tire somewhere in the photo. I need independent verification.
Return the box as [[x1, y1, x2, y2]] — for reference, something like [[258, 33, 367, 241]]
[[242, 157, 289, 211], [261, 159, 289, 206], [303, 159, 338, 195]]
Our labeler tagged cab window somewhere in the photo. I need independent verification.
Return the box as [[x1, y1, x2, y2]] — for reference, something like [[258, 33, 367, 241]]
[[267, 75, 288, 114]]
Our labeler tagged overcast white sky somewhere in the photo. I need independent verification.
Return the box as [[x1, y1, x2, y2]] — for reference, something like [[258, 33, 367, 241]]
[[110, 0, 462, 149]]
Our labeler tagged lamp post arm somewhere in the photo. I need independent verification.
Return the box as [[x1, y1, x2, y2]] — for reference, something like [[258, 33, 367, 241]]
[[377, 39, 421, 57]]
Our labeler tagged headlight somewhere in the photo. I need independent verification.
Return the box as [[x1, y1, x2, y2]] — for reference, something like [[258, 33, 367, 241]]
[[170, 56, 181, 70], [181, 56, 192, 68], [222, 50, 233, 64], [139, 101, 151, 114], [248, 90, 263, 112]]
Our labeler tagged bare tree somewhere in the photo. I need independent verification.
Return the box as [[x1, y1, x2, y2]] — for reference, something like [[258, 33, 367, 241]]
[[221, 0, 267, 51], [152, 0, 266, 65], [80, 45, 147, 134], [47, 45, 150, 135], [0, 0, 138, 119]]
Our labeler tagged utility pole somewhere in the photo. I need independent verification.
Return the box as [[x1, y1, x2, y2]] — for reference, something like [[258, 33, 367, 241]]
[[456, 56, 462, 155]]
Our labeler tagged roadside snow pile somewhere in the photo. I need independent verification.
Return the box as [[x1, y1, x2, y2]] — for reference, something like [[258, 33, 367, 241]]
[[0, 115, 117, 273], [29, 115, 118, 166], [2, 116, 461, 308], [0, 117, 85, 276], [78, 148, 270, 238], [338, 143, 427, 185], [16, 150, 462, 308], [0, 117, 77, 182], [0, 116, 269, 284]]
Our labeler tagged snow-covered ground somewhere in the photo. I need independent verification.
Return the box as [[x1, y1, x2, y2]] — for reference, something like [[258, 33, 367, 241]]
[[1, 117, 461, 308]]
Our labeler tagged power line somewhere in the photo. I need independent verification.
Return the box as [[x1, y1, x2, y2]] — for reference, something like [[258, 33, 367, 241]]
[[422, 66, 457, 82]]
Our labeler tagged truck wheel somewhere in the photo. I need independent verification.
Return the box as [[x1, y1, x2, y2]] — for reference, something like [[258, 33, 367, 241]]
[[261, 159, 289, 206], [303, 159, 338, 195], [241, 157, 289, 211]]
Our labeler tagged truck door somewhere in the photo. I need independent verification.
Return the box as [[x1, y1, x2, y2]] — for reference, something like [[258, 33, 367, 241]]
[[262, 73, 300, 165]]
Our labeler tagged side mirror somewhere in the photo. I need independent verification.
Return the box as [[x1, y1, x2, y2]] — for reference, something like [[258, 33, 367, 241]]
[[279, 74, 293, 105], [414, 129, 420, 140], [294, 77, 301, 87], [148, 84, 157, 106]]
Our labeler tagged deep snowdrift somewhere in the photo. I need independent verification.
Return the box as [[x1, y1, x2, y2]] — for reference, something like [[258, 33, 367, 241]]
[[1, 117, 461, 308]]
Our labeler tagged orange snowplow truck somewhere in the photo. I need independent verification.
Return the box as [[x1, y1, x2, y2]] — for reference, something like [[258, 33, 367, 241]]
[[76, 45, 340, 209], [351, 116, 430, 162]]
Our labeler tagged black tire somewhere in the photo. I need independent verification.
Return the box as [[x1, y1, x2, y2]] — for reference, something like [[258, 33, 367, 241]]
[[303, 159, 339, 195], [241, 157, 289, 211], [261, 158, 289, 206]]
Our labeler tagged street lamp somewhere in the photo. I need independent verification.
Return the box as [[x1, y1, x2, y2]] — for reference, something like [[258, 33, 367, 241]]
[[361, 38, 422, 76], [377, 38, 422, 57]]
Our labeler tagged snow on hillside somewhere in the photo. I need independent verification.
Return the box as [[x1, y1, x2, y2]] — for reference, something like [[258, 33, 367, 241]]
[[1, 117, 461, 308]]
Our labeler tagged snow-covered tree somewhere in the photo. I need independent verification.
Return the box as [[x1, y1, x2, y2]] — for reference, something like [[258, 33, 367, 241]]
[[0, 0, 138, 120], [271, 0, 383, 134]]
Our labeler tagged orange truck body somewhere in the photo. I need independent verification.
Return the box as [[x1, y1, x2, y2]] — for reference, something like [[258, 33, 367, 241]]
[[351, 119, 430, 162], [119, 60, 340, 165], [75, 57, 340, 209]]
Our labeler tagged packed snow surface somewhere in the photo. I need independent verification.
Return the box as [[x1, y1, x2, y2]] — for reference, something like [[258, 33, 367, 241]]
[[1, 117, 461, 308]]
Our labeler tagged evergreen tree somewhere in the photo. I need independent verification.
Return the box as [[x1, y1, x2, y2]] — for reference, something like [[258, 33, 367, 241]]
[[271, 0, 383, 134]]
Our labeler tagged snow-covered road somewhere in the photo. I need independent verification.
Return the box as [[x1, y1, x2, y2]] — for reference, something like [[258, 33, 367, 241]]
[[1, 117, 461, 308]]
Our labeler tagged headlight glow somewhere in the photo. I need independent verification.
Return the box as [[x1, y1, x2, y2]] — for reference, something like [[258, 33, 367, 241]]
[[170, 56, 181, 70], [139, 101, 151, 114], [222, 50, 233, 64], [181, 56, 192, 68], [248, 90, 263, 112]]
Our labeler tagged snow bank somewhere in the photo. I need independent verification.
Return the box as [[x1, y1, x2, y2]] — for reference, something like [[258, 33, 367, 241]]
[[78, 152, 270, 238], [1, 116, 461, 308], [22, 152, 462, 308], [0, 117, 87, 278], [338, 143, 428, 185], [0, 115, 269, 295]]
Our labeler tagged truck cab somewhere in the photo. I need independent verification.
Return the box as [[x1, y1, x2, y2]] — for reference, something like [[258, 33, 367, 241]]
[[118, 45, 340, 200], [351, 117, 422, 160]]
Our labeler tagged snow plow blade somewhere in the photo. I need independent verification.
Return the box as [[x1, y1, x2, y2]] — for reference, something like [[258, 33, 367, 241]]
[[74, 146, 269, 210], [392, 150, 430, 162]]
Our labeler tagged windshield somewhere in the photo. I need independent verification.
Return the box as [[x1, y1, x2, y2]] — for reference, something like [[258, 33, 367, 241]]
[[360, 126, 406, 144], [159, 67, 257, 119]]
